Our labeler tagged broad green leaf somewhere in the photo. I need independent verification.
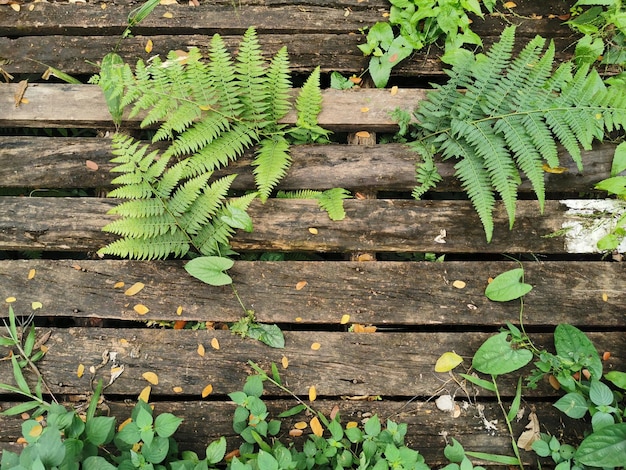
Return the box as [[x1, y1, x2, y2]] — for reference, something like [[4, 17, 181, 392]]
[[330, 72, 355, 90], [444, 438, 465, 463], [37, 428, 66, 467], [154, 412, 183, 438], [595, 175, 626, 196], [589, 380, 614, 406], [257, 450, 279, 470], [184, 256, 234, 286], [98, 53, 126, 126], [246, 323, 285, 349], [85, 416, 115, 446], [83, 456, 118, 470], [605, 370, 626, 390], [221, 207, 253, 232], [24, 326, 36, 357], [575, 423, 626, 467], [591, 411, 615, 431], [472, 332, 533, 375], [142, 435, 170, 464], [435, 351, 464, 372], [553, 393, 589, 419], [364, 414, 381, 436], [459, 373, 497, 392], [243, 374, 264, 398], [205, 437, 226, 464], [485, 268, 532, 302], [611, 141, 626, 176], [554, 324, 602, 380]]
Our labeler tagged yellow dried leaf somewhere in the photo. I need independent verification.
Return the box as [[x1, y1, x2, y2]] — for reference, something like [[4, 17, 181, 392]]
[[145, 39, 153, 53], [139, 386, 151, 403], [340, 314, 350, 325], [311, 342, 321, 351], [309, 385, 317, 402], [211, 337, 220, 350], [346, 421, 358, 429], [20, 98, 29, 105], [349, 76, 362, 85], [31, 301, 42, 310], [201, 383, 213, 398], [114, 281, 125, 289], [197, 343, 205, 357], [296, 281, 308, 291], [289, 428, 303, 437], [390, 85, 398, 96], [162, 11, 173, 18], [294, 421, 308, 429], [308, 227, 318, 235], [602, 292, 608, 302], [160, 0, 178, 4], [142, 371, 159, 385], [28, 424, 43, 437], [118, 417, 132, 431], [5, 297, 16, 303], [77, 364, 85, 378], [120, 338, 129, 345], [310, 416, 323, 437], [125, 282, 145, 296], [542, 163, 567, 174], [360, 107, 369, 113], [281, 356, 289, 369], [101, 2, 106, 9], [40, 345, 48, 353], [10, 3, 20, 11], [452, 280, 466, 289], [503, 1, 516, 7], [173, 386, 183, 393], [176, 306, 183, 315], [355, 131, 370, 138], [134, 304, 150, 315], [295, 317, 303, 322], [29, 3, 35, 10], [27, 269, 36, 280], [434, 351, 464, 372]]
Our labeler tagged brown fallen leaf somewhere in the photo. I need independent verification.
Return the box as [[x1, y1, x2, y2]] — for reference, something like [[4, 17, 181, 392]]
[[85, 160, 99, 171], [517, 411, 540, 451], [14, 80, 27, 108]]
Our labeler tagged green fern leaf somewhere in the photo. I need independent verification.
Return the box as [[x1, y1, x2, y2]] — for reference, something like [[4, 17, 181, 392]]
[[265, 46, 292, 125], [317, 188, 351, 221], [236, 27, 270, 127], [253, 135, 292, 201]]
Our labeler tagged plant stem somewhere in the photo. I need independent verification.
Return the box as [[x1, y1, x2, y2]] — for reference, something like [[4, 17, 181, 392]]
[[491, 375, 524, 470]]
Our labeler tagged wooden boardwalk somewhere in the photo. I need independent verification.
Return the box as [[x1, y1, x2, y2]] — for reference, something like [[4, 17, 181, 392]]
[[1, 0, 624, 467]]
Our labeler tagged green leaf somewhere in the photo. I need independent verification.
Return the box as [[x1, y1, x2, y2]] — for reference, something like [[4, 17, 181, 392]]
[[243, 374, 264, 398], [330, 72, 355, 90], [364, 415, 381, 436], [507, 376, 523, 422], [85, 416, 116, 446], [484, 268, 532, 302], [554, 324, 602, 380], [257, 450, 279, 470], [589, 380, 614, 406], [472, 332, 533, 375], [184, 256, 234, 286], [11, 355, 30, 395], [221, 207, 253, 232], [246, 323, 285, 349], [605, 371, 626, 390], [83, 456, 118, 470], [459, 373, 497, 392], [595, 176, 626, 196], [24, 326, 36, 358], [205, 437, 226, 464], [611, 141, 626, 176], [553, 393, 589, 419], [575, 423, 626, 467], [444, 438, 465, 463], [154, 412, 183, 438], [98, 53, 126, 126], [0, 400, 42, 416], [127, 0, 160, 26], [270, 362, 282, 386], [277, 404, 306, 418], [142, 435, 170, 464], [463, 451, 521, 465]]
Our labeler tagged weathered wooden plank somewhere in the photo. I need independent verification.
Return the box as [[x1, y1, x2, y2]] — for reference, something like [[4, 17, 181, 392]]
[[0, 197, 598, 253], [1, 260, 624, 327], [0, 399, 587, 467], [0, 84, 426, 131], [0, 329, 622, 398], [0, 137, 615, 193]]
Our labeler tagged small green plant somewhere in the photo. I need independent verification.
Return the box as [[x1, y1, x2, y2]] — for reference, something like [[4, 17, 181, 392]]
[[395, 25, 626, 241], [358, 0, 495, 87]]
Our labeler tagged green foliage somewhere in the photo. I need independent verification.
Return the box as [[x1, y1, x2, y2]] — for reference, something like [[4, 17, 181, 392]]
[[277, 188, 352, 221], [230, 310, 285, 349], [358, 0, 491, 87], [97, 28, 332, 262], [399, 25, 626, 241]]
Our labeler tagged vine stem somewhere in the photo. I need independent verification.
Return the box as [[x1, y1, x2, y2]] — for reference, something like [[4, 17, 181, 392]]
[[491, 375, 524, 470]]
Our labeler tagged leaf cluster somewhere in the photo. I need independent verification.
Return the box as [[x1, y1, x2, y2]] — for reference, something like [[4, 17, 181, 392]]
[[402, 25, 626, 241], [97, 27, 332, 262]]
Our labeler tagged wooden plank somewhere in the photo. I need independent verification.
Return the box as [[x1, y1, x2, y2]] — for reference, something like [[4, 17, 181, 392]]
[[0, 399, 588, 466], [0, 328, 622, 398], [0, 197, 596, 253], [0, 84, 426, 131], [0, 260, 624, 327], [0, 137, 615, 193]]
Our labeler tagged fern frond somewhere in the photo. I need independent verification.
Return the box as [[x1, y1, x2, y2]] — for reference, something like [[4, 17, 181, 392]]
[[236, 27, 270, 127], [166, 172, 213, 218], [164, 111, 231, 158], [102, 214, 178, 239], [98, 233, 190, 260], [317, 188, 351, 221], [265, 46, 292, 125], [276, 190, 322, 199], [409, 142, 443, 199], [253, 135, 292, 201], [295, 66, 323, 129], [206, 33, 241, 117]]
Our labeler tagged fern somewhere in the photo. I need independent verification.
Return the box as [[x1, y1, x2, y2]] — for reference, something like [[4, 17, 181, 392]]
[[277, 188, 351, 221], [98, 28, 331, 260], [405, 25, 626, 241]]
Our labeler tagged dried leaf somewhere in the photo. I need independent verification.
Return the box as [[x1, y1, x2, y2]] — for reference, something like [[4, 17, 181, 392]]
[[173, 386, 183, 393], [27, 269, 36, 280], [124, 282, 145, 296], [349, 76, 362, 85], [308, 227, 318, 235], [77, 363, 85, 378], [210, 337, 220, 350], [159, 0, 178, 4], [31, 301, 42, 310], [281, 356, 289, 369], [295, 281, 308, 290], [13, 80, 27, 108], [310, 416, 323, 437], [346, 421, 358, 429], [173, 320, 186, 329], [176, 306, 183, 315], [360, 107, 369, 113], [294, 421, 308, 430], [602, 292, 608, 302], [138, 385, 151, 403], [603, 351, 611, 361], [197, 344, 205, 357], [28, 424, 42, 437], [133, 304, 149, 315], [390, 86, 398, 96], [118, 417, 132, 431], [85, 160, 99, 171], [109, 365, 125, 385], [145, 39, 153, 53], [542, 163, 567, 174], [435, 351, 464, 372], [352, 324, 377, 333], [548, 375, 560, 390], [330, 405, 340, 420], [114, 281, 125, 289], [309, 385, 317, 402], [10, 3, 20, 11], [201, 383, 213, 398], [142, 371, 159, 385], [311, 342, 321, 351], [5, 297, 16, 303], [162, 11, 173, 18], [503, 1, 516, 7], [517, 412, 540, 451], [355, 131, 370, 138], [452, 280, 466, 289], [435, 394, 455, 412], [340, 314, 350, 325], [289, 428, 303, 437]]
